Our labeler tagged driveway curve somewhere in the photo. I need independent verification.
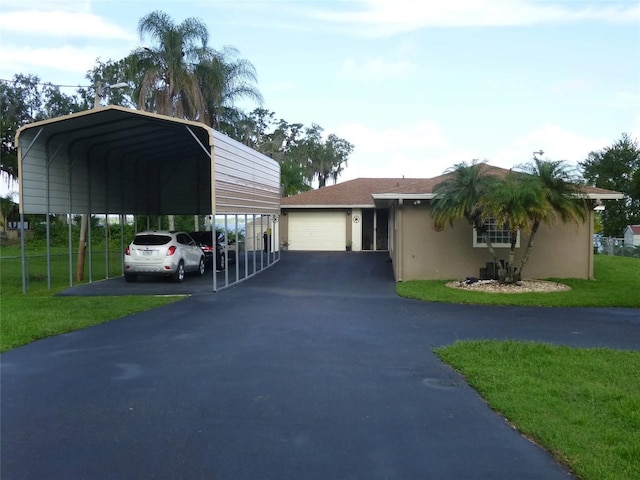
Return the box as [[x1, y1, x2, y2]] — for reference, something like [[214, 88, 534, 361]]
[[2, 252, 639, 479]]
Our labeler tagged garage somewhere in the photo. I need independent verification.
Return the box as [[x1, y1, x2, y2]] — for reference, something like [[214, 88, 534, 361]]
[[288, 211, 346, 251]]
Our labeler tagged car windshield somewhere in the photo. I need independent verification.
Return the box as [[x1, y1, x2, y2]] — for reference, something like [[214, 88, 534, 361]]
[[133, 234, 172, 246]]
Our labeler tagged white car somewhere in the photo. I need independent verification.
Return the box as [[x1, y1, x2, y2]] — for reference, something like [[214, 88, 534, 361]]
[[124, 231, 205, 283]]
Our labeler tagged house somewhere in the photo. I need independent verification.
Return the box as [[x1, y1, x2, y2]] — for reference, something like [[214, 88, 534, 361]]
[[280, 167, 623, 281], [624, 225, 640, 247]]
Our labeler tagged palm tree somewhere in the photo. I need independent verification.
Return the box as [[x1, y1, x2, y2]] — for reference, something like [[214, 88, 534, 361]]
[[195, 46, 263, 133], [478, 173, 548, 283], [127, 10, 209, 230], [129, 10, 209, 120], [515, 158, 587, 275], [431, 160, 502, 265], [432, 158, 589, 284]]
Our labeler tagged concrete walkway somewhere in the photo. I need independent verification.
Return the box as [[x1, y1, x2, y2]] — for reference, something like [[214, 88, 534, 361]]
[[2, 252, 638, 479]]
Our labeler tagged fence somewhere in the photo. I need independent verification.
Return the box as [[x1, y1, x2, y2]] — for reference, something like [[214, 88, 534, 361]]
[[1, 250, 124, 295], [594, 236, 640, 258]]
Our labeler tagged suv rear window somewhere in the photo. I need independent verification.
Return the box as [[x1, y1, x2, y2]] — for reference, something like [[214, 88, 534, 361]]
[[133, 234, 172, 246]]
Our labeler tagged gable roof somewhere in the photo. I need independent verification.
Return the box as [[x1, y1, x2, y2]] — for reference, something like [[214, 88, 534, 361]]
[[628, 225, 640, 235], [281, 165, 624, 208], [281, 178, 428, 207]]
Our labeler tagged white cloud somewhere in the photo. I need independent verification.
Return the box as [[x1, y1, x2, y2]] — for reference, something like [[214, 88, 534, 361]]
[[489, 124, 610, 170], [0, 10, 135, 40], [310, 0, 640, 36], [335, 120, 623, 183], [0, 44, 132, 79], [335, 120, 452, 180], [0, 0, 90, 12]]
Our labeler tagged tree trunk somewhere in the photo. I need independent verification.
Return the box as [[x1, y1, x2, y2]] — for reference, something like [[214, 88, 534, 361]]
[[503, 232, 519, 284], [76, 214, 88, 281], [518, 220, 540, 277], [483, 232, 505, 280]]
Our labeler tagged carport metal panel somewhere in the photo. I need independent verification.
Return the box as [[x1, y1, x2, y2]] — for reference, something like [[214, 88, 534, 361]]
[[17, 106, 280, 216], [16, 106, 281, 293]]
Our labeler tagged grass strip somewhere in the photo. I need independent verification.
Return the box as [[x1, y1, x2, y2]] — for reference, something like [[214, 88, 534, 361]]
[[435, 340, 640, 480], [397, 255, 640, 307], [1, 295, 181, 352]]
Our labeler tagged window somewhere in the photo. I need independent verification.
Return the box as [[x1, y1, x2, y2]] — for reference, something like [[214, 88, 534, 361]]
[[473, 218, 520, 248]]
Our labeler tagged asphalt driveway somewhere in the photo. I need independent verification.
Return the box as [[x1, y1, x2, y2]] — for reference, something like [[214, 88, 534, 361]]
[[2, 252, 639, 479]]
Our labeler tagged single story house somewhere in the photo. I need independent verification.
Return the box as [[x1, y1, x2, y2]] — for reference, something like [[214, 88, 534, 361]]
[[280, 167, 623, 281], [624, 225, 640, 247]]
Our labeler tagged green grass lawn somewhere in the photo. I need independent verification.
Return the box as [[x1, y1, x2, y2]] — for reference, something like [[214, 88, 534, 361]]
[[1, 243, 182, 352], [397, 255, 640, 307], [1, 295, 180, 352], [436, 340, 640, 480]]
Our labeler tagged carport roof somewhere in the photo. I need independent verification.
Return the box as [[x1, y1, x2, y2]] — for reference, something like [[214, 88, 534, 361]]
[[16, 106, 214, 215], [17, 105, 212, 168]]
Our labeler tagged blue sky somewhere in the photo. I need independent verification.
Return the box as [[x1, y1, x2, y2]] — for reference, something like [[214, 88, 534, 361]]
[[1, 0, 639, 190]]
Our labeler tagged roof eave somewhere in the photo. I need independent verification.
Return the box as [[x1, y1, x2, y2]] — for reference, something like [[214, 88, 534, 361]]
[[586, 193, 625, 200], [371, 193, 436, 200], [281, 204, 373, 209]]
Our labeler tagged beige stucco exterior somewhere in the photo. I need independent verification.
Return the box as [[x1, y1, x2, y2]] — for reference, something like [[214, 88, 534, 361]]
[[390, 202, 595, 281]]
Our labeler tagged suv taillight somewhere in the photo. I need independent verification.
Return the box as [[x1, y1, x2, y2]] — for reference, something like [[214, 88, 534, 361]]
[[166, 245, 177, 256], [125, 245, 130, 256]]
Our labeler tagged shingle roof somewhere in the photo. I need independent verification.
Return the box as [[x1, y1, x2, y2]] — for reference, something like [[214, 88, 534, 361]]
[[281, 178, 427, 207], [280, 165, 623, 207], [629, 225, 640, 235]]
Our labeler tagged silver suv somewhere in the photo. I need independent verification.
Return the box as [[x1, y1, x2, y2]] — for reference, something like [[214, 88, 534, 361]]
[[124, 231, 205, 283]]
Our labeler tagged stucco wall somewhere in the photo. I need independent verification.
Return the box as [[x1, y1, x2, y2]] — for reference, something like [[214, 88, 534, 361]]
[[397, 203, 593, 281]]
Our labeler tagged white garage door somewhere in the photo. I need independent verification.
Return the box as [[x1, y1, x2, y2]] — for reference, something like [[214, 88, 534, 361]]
[[288, 211, 346, 251]]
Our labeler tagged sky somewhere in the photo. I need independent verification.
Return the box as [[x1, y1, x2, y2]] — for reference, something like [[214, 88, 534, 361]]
[[1, 0, 639, 195]]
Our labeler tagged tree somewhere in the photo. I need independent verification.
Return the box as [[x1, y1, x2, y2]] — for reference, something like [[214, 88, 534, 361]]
[[280, 159, 311, 196], [515, 158, 587, 276], [478, 173, 548, 283], [432, 158, 589, 284], [301, 124, 354, 188], [195, 46, 263, 133], [1, 75, 41, 184], [431, 160, 503, 271], [128, 10, 209, 120], [1, 74, 86, 185], [85, 58, 135, 109], [580, 133, 640, 236]]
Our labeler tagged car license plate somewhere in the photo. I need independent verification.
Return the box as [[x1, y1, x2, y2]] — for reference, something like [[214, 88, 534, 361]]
[[142, 250, 152, 256]]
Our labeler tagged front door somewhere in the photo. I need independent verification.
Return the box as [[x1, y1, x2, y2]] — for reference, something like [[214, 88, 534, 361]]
[[361, 209, 388, 251]]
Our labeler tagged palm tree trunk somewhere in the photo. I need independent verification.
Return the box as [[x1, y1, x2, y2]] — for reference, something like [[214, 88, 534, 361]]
[[505, 232, 518, 283], [482, 232, 504, 280], [518, 220, 540, 277]]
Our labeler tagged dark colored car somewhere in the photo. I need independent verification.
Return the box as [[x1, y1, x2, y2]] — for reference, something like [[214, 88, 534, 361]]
[[188, 231, 237, 270]]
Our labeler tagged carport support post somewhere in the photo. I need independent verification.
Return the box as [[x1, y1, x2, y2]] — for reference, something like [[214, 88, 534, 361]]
[[234, 214, 239, 281], [20, 213, 27, 294], [244, 214, 249, 279]]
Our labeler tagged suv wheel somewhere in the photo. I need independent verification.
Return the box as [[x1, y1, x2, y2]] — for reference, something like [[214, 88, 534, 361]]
[[197, 257, 205, 276], [172, 261, 185, 283]]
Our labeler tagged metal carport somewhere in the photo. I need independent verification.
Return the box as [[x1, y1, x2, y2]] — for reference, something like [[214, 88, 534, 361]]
[[16, 106, 281, 293]]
